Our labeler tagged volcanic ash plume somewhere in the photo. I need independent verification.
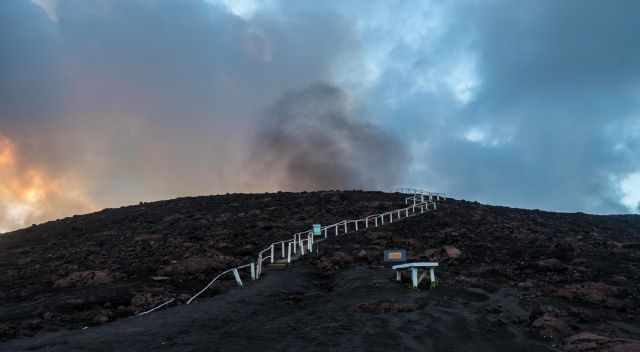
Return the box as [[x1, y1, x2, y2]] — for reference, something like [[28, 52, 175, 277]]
[[0, 135, 95, 233], [250, 83, 409, 191]]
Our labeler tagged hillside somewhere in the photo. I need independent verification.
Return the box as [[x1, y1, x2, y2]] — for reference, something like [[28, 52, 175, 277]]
[[1, 191, 639, 351]]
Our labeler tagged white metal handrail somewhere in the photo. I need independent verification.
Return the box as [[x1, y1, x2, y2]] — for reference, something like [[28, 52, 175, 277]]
[[140, 190, 443, 313]]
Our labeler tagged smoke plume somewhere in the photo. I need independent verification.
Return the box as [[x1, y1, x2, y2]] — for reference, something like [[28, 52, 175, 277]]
[[0, 0, 407, 232], [251, 84, 408, 191]]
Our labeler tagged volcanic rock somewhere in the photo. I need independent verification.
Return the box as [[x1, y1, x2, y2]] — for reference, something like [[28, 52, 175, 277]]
[[158, 256, 227, 275], [443, 245, 462, 258], [355, 301, 417, 313], [554, 282, 622, 305], [530, 313, 571, 339], [563, 332, 640, 352], [53, 271, 114, 288], [535, 258, 566, 272]]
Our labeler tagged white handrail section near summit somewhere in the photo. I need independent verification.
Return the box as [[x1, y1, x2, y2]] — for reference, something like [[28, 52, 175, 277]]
[[138, 190, 445, 315]]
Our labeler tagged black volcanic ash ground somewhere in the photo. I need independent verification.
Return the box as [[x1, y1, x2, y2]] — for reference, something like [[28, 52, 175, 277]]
[[0, 191, 639, 351]]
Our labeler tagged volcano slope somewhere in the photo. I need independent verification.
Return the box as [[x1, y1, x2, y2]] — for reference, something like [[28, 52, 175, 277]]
[[1, 191, 640, 351]]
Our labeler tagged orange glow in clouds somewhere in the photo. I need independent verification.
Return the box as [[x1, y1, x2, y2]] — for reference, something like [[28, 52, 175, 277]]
[[0, 135, 95, 233]]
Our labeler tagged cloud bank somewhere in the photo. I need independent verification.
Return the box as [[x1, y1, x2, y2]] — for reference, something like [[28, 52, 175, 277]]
[[2, 0, 640, 232], [0, 0, 406, 232]]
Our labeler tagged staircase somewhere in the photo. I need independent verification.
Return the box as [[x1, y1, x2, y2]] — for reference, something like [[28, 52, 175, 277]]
[[137, 189, 446, 316]]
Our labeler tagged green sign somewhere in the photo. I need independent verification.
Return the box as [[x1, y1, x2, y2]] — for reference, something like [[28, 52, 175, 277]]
[[312, 224, 321, 236]]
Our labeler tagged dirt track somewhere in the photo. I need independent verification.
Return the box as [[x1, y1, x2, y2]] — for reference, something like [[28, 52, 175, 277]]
[[1, 262, 557, 352]]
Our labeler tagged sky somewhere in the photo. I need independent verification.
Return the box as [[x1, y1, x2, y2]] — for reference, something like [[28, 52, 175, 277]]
[[1, 0, 639, 232]]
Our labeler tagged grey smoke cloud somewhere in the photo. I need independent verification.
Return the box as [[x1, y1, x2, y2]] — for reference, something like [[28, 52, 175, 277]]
[[2, 0, 639, 233], [0, 0, 406, 231], [251, 83, 408, 191]]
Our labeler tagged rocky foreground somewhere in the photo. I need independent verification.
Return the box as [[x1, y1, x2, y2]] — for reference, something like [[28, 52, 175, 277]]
[[0, 191, 639, 351]]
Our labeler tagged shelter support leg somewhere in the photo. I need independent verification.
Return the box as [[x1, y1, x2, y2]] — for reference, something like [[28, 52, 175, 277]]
[[411, 268, 418, 288], [430, 268, 437, 288]]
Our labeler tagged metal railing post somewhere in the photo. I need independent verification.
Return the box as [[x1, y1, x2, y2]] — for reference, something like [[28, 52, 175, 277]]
[[293, 234, 297, 254], [233, 268, 243, 287], [257, 253, 262, 279], [250, 262, 256, 280], [270, 244, 275, 264]]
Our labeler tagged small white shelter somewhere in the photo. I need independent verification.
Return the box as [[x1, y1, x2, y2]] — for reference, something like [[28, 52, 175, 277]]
[[392, 262, 439, 288]]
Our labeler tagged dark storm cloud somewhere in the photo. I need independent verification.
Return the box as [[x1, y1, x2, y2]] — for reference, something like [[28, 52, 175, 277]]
[[2, 0, 638, 229], [371, 0, 640, 213], [1, 0, 405, 221], [252, 83, 408, 191], [0, 1, 62, 133]]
